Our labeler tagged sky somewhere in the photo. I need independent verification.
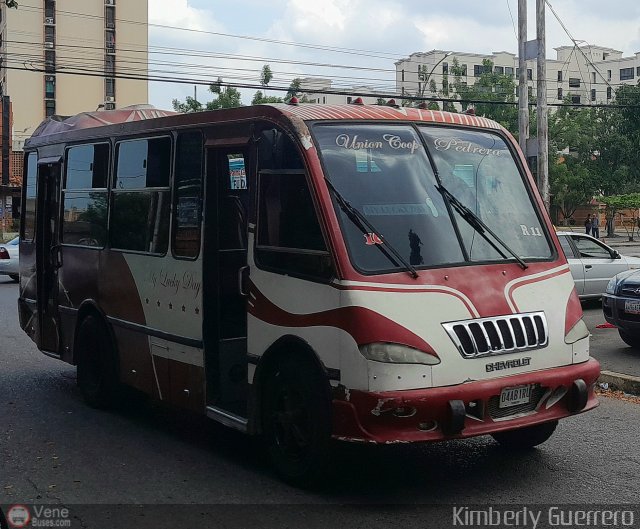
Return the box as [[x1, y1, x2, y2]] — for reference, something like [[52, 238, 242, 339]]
[[146, 0, 640, 109]]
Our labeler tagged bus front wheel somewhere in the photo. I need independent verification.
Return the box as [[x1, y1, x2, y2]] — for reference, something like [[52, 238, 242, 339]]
[[76, 315, 121, 409], [491, 420, 558, 449], [262, 356, 331, 486]]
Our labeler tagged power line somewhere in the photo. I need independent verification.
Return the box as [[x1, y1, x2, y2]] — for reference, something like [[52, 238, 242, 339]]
[[4, 63, 640, 109]]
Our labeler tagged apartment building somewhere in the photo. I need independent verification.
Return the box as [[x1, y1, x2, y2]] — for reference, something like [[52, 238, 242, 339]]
[[300, 77, 386, 105], [0, 0, 149, 152], [395, 45, 640, 106]]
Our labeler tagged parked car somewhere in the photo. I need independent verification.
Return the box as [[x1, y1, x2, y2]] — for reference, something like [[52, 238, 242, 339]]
[[602, 269, 640, 347], [556, 231, 640, 299], [0, 237, 19, 282]]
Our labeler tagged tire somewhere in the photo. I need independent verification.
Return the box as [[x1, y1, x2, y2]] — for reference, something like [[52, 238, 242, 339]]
[[492, 420, 558, 449], [619, 329, 640, 349], [262, 356, 332, 486], [8, 274, 18, 282], [76, 314, 121, 409]]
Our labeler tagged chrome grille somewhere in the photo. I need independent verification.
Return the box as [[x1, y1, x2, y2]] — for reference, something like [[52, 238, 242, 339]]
[[442, 312, 548, 358]]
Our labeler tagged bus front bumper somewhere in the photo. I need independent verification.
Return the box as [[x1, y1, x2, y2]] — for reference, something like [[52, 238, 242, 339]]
[[332, 358, 600, 443]]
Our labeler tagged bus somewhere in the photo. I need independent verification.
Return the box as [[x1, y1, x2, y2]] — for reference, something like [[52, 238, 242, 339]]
[[19, 102, 600, 484]]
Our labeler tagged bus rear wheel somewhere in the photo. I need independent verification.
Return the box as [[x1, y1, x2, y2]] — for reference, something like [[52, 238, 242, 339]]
[[76, 315, 121, 409], [491, 420, 558, 449], [262, 356, 331, 486]]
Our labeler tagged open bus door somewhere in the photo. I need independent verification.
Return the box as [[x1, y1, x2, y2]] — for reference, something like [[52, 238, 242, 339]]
[[203, 146, 250, 424], [35, 157, 62, 356]]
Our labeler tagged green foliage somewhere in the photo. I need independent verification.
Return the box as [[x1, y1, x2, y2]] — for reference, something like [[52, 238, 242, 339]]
[[172, 81, 243, 113], [251, 91, 283, 105], [284, 79, 309, 102], [260, 65, 273, 87], [285, 78, 305, 101], [5, 0, 18, 8], [547, 84, 640, 234], [172, 96, 203, 113], [452, 59, 518, 133]]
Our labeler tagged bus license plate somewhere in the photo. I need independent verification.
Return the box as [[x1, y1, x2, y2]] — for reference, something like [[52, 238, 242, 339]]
[[499, 385, 532, 408], [625, 300, 640, 315]]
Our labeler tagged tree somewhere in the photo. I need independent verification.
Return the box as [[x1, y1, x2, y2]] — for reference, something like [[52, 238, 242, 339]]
[[172, 80, 243, 113], [172, 96, 203, 113], [208, 81, 242, 109], [600, 194, 640, 241], [452, 59, 518, 133], [285, 78, 308, 102], [5, 1, 18, 8], [286, 78, 302, 100], [260, 65, 273, 87], [251, 91, 283, 105]]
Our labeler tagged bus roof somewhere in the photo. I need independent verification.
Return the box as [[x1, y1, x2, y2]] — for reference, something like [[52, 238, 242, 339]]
[[26, 103, 503, 147], [29, 106, 177, 141]]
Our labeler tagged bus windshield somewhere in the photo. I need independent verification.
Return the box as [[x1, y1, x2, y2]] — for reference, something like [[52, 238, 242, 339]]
[[314, 123, 552, 274]]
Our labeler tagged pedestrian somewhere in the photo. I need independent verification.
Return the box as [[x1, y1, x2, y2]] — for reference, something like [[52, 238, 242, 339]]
[[585, 214, 592, 235], [591, 213, 600, 239]]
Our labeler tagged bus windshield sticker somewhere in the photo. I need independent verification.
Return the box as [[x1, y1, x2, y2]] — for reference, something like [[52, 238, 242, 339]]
[[364, 233, 384, 245], [336, 134, 420, 154], [362, 204, 431, 216], [433, 137, 504, 156]]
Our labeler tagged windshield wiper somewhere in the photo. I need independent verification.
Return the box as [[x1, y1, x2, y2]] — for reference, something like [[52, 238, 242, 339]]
[[435, 183, 528, 270], [325, 178, 418, 279]]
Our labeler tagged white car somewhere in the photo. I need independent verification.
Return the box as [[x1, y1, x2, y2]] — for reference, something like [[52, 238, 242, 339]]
[[0, 237, 19, 282], [556, 231, 640, 299]]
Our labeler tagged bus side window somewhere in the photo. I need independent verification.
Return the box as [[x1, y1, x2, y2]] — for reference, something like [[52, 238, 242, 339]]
[[111, 137, 172, 254], [22, 152, 38, 241], [173, 131, 203, 259], [62, 144, 109, 247]]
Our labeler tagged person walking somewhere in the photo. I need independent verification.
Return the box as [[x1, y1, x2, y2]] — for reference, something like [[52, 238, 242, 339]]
[[585, 214, 592, 235], [591, 213, 600, 239]]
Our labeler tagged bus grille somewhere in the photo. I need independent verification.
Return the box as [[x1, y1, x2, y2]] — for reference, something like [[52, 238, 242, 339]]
[[487, 385, 546, 419], [442, 312, 548, 359]]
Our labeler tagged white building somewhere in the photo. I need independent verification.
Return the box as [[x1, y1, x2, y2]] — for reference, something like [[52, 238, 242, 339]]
[[299, 77, 386, 105], [395, 45, 640, 106]]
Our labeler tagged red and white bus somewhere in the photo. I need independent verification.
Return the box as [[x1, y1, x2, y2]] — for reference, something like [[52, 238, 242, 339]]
[[19, 102, 599, 483]]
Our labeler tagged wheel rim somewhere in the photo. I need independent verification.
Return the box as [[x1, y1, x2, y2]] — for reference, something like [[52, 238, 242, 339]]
[[272, 385, 313, 460]]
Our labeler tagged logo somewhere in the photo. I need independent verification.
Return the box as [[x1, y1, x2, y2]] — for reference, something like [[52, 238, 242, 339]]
[[6, 506, 30, 529], [485, 357, 531, 372]]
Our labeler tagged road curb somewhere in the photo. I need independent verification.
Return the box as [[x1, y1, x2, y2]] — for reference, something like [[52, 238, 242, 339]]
[[598, 370, 640, 395]]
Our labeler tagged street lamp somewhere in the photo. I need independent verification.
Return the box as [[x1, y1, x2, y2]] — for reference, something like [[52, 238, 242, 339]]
[[417, 51, 452, 100]]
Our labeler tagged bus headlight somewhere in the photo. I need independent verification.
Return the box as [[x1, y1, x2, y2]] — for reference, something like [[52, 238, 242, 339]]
[[605, 276, 617, 295], [359, 343, 440, 365]]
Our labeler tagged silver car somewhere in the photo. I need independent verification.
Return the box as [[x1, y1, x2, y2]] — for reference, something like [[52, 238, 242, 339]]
[[0, 237, 19, 282], [556, 231, 640, 299]]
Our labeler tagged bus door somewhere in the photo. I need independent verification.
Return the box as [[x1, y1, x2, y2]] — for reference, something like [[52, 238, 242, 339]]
[[204, 146, 250, 418], [36, 158, 62, 355]]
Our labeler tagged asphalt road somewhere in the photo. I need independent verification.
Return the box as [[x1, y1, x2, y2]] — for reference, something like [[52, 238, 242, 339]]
[[1, 277, 639, 527]]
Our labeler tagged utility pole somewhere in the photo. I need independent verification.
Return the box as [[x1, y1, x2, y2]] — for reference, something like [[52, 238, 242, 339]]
[[536, 0, 550, 211], [518, 0, 529, 157]]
